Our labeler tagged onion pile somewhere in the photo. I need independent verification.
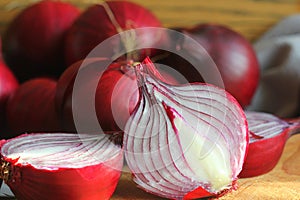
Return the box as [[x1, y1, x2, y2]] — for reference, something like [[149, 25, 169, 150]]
[[0, 133, 123, 200], [240, 111, 300, 178], [0, 0, 287, 199], [123, 58, 249, 199]]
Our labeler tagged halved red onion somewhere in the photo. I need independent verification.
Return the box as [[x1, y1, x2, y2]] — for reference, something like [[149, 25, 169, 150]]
[[123, 58, 248, 199], [240, 111, 300, 178], [0, 133, 123, 200], [246, 111, 290, 143]]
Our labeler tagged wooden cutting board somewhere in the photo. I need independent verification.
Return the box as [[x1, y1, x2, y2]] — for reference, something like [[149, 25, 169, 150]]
[[112, 134, 300, 200]]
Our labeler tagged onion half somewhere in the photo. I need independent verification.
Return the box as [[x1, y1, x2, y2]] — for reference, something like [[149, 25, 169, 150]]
[[0, 133, 123, 200], [123, 58, 248, 199], [240, 111, 300, 178]]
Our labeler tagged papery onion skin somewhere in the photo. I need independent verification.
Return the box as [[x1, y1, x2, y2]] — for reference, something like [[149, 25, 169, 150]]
[[5, 78, 60, 138], [239, 111, 290, 178], [124, 59, 248, 199], [0, 133, 123, 200], [64, 1, 168, 65], [2, 0, 80, 82]]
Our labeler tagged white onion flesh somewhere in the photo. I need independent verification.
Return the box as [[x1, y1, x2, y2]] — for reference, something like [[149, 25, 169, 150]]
[[245, 111, 290, 143], [1, 133, 122, 170], [123, 62, 248, 199]]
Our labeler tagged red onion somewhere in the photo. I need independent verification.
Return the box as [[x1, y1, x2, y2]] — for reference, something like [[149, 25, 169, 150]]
[[55, 58, 177, 133], [123, 58, 248, 199], [2, 0, 80, 82], [239, 111, 300, 178], [55, 58, 109, 132], [0, 133, 123, 200], [5, 78, 60, 138], [64, 1, 168, 66], [157, 24, 260, 107], [0, 37, 19, 135]]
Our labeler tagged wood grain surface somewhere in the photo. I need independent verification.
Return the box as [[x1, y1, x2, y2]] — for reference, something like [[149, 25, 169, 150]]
[[0, 0, 299, 199]]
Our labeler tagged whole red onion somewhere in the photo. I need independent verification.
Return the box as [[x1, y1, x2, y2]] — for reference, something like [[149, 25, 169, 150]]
[[158, 24, 260, 107], [64, 1, 168, 66], [55, 58, 110, 132], [0, 38, 19, 135], [55, 58, 177, 134], [5, 78, 60, 138], [2, 0, 80, 82]]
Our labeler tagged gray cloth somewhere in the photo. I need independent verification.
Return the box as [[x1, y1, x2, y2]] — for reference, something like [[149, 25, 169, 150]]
[[246, 15, 300, 117], [0, 181, 14, 197]]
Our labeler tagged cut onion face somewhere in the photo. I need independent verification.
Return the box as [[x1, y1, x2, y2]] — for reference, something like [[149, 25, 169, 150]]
[[123, 58, 248, 199], [0, 133, 123, 200], [246, 111, 290, 143], [240, 111, 300, 178]]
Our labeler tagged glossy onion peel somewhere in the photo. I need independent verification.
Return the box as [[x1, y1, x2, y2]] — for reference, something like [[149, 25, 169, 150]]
[[0, 133, 123, 200], [123, 58, 248, 199]]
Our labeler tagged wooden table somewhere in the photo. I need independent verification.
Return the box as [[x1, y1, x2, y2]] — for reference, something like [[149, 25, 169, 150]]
[[0, 0, 299, 199], [0, 0, 299, 41]]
